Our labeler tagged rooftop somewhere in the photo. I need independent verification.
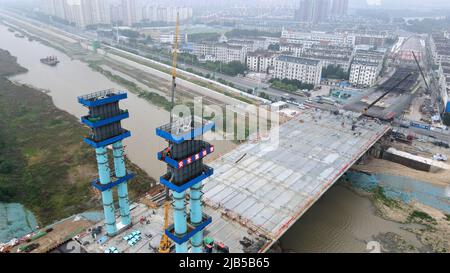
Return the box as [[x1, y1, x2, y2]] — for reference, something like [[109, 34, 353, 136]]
[[275, 55, 321, 66], [247, 50, 278, 58]]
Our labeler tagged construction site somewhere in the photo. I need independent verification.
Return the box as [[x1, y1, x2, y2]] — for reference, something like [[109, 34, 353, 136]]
[[51, 105, 388, 254], [344, 68, 421, 121], [0, 8, 449, 255]]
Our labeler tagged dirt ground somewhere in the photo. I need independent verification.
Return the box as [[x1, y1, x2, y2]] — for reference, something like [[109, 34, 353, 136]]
[[372, 197, 450, 253], [353, 158, 450, 187], [11, 217, 93, 253]]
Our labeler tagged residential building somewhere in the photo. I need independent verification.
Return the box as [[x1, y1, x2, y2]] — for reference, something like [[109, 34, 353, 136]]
[[280, 42, 306, 57], [349, 50, 385, 87], [281, 30, 355, 47], [159, 32, 188, 44], [122, 0, 137, 26], [331, 0, 348, 17], [354, 32, 387, 47], [273, 55, 322, 85], [294, 0, 331, 24], [430, 33, 450, 65], [142, 6, 193, 23], [246, 50, 279, 73], [40, 0, 111, 27], [193, 42, 246, 64], [301, 44, 353, 71]]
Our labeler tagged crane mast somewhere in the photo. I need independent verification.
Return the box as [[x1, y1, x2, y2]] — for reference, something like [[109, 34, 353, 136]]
[[159, 12, 180, 254]]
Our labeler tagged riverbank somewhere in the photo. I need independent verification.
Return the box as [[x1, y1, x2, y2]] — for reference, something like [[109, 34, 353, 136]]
[[0, 48, 156, 227], [343, 158, 450, 253]]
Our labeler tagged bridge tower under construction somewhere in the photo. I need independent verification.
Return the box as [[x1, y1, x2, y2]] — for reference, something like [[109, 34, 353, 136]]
[[156, 117, 215, 253], [78, 89, 134, 237]]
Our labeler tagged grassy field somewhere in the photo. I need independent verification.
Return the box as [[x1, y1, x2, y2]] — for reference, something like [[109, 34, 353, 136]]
[[0, 49, 155, 226]]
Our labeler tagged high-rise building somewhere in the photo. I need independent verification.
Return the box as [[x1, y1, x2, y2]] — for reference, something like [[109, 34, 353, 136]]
[[40, 0, 67, 19], [331, 0, 349, 17], [294, 0, 312, 22], [294, 0, 331, 24], [91, 0, 111, 25], [314, 0, 330, 23], [40, 0, 110, 27], [122, 0, 137, 26], [142, 6, 194, 23]]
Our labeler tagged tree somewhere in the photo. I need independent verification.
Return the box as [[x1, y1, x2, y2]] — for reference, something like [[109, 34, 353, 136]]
[[322, 65, 349, 80], [259, 92, 270, 100], [188, 32, 220, 42], [225, 29, 281, 38], [268, 43, 280, 51]]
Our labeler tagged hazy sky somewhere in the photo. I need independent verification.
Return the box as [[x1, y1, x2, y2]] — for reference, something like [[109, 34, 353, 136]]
[[350, 0, 450, 9], [2, 0, 450, 10]]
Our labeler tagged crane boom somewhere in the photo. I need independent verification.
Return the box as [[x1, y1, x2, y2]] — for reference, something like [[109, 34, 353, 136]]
[[412, 51, 430, 90], [169, 13, 180, 126], [363, 72, 413, 114]]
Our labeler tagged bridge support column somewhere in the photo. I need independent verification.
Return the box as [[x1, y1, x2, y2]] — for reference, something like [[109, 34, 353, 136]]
[[173, 191, 188, 253], [113, 141, 131, 227], [190, 182, 203, 253], [95, 147, 117, 236]]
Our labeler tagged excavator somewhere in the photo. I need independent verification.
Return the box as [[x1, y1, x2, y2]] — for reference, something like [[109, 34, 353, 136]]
[[158, 12, 180, 254]]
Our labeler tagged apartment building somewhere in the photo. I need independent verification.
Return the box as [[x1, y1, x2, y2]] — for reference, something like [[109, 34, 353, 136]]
[[279, 42, 307, 57], [273, 55, 322, 85], [301, 44, 353, 71], [349, 50, 385, 87], [281, 30, 355, 47], [193, 42, 246, 63], [246, 50, 279, 73]]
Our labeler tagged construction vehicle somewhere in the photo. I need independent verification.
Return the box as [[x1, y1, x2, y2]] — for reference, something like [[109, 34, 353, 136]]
[[203, 237, 230, 253], [158, 12, 180, 254]]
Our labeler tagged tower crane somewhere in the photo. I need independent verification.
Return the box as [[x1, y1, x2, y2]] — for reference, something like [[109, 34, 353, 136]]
[[158, 12, 180, 254]]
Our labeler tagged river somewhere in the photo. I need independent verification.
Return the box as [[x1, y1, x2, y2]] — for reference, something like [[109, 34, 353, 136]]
[[0, 23, 424, 253], [279, 183, 424, 253]]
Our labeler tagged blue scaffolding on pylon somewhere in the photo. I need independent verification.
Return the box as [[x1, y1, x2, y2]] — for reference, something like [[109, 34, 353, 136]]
[[78, 89, 134, 236], [156, 117, 215, 253]]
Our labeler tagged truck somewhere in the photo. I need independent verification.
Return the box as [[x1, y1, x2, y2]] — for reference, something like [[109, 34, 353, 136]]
[[391, 129, 414, 144], [410, 121, 431, 131], [432, 140, 450, 149]]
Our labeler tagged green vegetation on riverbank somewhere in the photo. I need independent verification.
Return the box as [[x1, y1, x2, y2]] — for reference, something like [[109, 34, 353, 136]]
[[0, 49, 155, 226]]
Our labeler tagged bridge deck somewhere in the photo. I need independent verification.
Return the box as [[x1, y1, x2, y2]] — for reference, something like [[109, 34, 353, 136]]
[[204, 109, 390, 253]]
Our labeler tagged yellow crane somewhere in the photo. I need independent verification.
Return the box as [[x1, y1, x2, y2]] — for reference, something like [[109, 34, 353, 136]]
[[158, 201, 172, 253], [158, 12, 180, 254]]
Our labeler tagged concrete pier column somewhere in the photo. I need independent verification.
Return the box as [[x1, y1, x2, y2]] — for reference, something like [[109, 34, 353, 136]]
[[112, 141, 131, 227], [173, 191, 188, 253], [190, 182, 203, 253], [95, 147, 117, 236]]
